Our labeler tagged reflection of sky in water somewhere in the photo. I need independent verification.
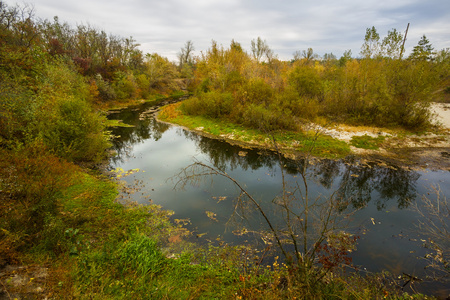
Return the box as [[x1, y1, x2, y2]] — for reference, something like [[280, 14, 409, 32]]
[[108, 106, 450, 297]]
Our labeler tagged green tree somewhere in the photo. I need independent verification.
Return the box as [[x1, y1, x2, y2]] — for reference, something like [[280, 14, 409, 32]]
[[381, 28, 403, 59], [409, 35, 434, 60], [360, 26, 381, 58], [338, 49, 352, 66]]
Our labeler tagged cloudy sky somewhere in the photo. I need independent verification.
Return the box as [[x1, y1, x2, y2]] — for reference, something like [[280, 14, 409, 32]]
[[5, 0, 450, 61]]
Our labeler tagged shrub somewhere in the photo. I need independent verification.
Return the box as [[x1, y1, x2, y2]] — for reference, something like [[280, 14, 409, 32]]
[[0, 143, 77, 258], [95, 74, 117, 101], [40, 96, 110, 162], [239, 78, 274, 106], [29, 61, 111, 163], [0, 78, 35, 145], [181, 91, 233, 118], [113, 71, 139, 100], [288, 65, 324, 100], [240, 103, 296, 131]]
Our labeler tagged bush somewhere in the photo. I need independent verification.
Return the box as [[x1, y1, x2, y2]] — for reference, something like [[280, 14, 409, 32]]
[[238, 78, 274, 106], [95, 74, 117, 101], [0, 143, 77, 258], [113, 71, 139, 100], [0, 78, 35, 145], [181, 91, 233, 118], [240, 103, 296, 131], [40, 96, 110, 162], [288, 65, 324, 100], [30, 61, 111, 163]]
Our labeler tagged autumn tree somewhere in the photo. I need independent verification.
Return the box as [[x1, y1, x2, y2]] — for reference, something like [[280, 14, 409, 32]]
[[178, 40, 195, 66], [293, 48, 319, 66]]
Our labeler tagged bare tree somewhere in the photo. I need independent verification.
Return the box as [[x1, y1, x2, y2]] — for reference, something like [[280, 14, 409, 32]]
[[178, 40, 195, 69], [293, 48, 319, 64], [175, 130, 357, 288], [250, 37, 271, 63]]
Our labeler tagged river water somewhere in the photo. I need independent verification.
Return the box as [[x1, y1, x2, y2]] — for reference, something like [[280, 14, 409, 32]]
[[107, 100, 449, 297]]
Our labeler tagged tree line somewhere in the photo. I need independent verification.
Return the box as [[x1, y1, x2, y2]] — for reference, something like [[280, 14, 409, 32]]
[[181, 29, 449, 131]]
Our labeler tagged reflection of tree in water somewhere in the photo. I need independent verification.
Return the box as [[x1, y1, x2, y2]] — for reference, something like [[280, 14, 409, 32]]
[[108, 108, 171, 165], [108, 103, 420, 211], [336, 159, 419, 210], [183, 131, 420, 211], [183, 128, 419, 211], [181, 130, 278, 172], [309, 159, 341, 189]]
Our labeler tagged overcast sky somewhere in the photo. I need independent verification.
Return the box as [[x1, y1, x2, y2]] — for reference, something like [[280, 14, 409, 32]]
[[5, 0, 450, 61]]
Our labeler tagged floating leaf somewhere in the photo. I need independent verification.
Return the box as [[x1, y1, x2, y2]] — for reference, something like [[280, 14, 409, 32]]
[[212, 196, 227, 203], [205, 211, 218, 222]]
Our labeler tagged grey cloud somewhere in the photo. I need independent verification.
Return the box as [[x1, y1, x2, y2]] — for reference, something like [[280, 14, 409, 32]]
[[5, 0, 449, 60]]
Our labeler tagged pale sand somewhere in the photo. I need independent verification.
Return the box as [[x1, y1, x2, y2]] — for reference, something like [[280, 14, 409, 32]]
[[317, 102, 450, 142], [431, 102, 450, 129]]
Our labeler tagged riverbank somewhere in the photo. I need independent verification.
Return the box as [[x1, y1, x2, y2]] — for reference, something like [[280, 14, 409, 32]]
[[157, 101, 450, 171]]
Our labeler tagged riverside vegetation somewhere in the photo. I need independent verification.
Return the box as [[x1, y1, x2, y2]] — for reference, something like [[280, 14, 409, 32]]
[[1, 1, 449, 298]]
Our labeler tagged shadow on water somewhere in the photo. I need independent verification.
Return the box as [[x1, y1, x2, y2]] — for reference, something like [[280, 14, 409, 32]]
[[107, 102, 449, 298]]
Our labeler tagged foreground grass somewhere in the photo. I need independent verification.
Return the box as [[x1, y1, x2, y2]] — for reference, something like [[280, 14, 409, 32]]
[[158, 102, 351, 159]]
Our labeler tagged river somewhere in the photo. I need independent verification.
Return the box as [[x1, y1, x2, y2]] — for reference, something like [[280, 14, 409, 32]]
[[107, 100, 449, 298]]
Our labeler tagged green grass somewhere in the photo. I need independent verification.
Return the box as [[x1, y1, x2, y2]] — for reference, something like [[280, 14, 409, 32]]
[[350, 134, 386, 150], [159, 104, 351, 159], [45, 171, 267, 299], [105, 119, 136, 127]]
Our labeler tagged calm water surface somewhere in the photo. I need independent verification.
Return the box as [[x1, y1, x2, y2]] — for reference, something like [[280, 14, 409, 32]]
[[108, 101, 449, 297]]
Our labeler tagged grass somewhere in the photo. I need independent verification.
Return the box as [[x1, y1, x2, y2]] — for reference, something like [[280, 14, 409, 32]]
[[350, 134, 386, 150], [105, 119, 136, 127], [158, 102, 351, 159]]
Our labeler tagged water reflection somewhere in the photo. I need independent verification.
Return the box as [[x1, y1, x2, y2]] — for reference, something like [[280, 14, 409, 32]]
[[108, 103, 171, 165], [107, 102, 448, 297], [108, 103, 422, 216], [177, 129, 420, 212], [335, 159, 419, 210]]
